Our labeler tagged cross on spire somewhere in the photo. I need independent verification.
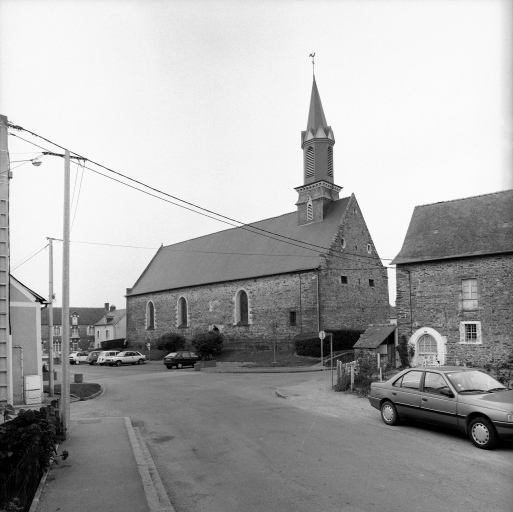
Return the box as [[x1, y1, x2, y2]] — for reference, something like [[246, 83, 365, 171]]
[[309, 52, 315, 76]]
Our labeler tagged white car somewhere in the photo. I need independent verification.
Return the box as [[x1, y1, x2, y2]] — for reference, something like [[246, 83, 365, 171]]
[[69, 351, 89, 365], [105, 351, 146, 366], [97, 350, 120, 366]]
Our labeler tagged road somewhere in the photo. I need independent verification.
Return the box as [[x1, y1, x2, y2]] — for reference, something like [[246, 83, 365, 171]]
[[69, 363, 513, 512]]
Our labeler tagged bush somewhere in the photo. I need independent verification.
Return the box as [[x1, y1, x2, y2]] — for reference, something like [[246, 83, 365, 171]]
[[155, 332, 186, 353], [191, 331, 224, 360], [0, 404, 65, 511], [100, 339, 126, 351], [294, 329, 364, 357]]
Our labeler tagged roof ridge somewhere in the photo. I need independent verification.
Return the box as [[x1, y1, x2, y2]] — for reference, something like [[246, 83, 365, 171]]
[[161, 196, 352, 250], [415, 189, 513, 209]]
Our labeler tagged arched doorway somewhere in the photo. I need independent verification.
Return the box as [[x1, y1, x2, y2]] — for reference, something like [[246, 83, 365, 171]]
[[409, 327, 446, 366], [417, 334, 438, 366]]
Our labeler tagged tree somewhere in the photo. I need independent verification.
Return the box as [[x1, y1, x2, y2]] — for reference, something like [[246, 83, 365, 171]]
[[191, 331, 224, 360], [156, 332, 186, 353]]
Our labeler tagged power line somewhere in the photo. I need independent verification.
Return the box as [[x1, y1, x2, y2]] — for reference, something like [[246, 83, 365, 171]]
[[7, 124, 394, 266], [11, 243, 49, 271]]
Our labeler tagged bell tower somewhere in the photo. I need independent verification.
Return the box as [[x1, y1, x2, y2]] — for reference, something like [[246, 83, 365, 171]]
[[295, 77, 342, 226]]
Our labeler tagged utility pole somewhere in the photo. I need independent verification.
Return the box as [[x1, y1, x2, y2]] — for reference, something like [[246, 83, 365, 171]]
[[0, 115, 11, 404], [47, 237, 55, 397], [61, 151, 71, 437]]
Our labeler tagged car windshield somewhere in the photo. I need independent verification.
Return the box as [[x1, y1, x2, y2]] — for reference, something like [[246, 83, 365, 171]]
[[446, 370, 506, 393]]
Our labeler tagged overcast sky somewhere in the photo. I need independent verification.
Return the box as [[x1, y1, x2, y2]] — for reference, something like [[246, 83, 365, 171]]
[[0, 0, 511, 310]]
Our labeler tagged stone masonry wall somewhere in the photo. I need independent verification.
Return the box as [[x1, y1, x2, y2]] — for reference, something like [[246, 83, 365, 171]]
[[126, 271, 320, 347], [320, 195, 390, 330], [395, 254, 513, 366]]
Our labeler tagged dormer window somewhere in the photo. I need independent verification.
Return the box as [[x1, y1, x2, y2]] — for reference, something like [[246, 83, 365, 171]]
[[306, 198, 313, 222]]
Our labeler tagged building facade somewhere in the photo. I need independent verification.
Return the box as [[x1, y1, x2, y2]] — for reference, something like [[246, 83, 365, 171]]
[[392, 190, 513, 367], [94, 305, 127, 348], [126, 78, 390, 347]]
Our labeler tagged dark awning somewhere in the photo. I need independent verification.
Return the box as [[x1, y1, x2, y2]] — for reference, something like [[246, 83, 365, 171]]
[[353, 325, 396, 349]]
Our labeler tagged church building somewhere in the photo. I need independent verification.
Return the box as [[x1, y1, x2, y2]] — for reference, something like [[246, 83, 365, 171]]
[[126, 78, 390, 347]]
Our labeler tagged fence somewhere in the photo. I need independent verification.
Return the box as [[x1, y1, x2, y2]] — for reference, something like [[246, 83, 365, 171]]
[[0, 442, 45, 512], [336, 360, 356, 391]]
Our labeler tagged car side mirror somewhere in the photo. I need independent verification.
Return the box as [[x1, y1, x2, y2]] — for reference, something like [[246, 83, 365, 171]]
[[440, 388, 454, 398]]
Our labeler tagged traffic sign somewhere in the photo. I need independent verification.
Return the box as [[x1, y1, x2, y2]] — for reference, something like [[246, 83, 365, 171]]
[[319, 331, 325, 340]]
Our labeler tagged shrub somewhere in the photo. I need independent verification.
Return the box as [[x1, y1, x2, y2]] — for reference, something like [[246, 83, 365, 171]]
[[191, 331, 224, 360], [353, 350, 379, 396], [294, 329, 364, 357], [100, 339, 126, 351], [0, 404, 65, 511], [155, 332, 186, 353]]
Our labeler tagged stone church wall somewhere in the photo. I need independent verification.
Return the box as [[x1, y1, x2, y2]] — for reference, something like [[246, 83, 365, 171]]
[[395, 254, 513, 366]]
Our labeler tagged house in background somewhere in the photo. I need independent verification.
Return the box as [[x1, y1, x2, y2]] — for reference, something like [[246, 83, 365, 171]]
[[94, 305, 126, 348], [10, 276, 46, 405], [41, 304, 108, 356], [126, 78, 390, 348], [392, 190, 513, 367]]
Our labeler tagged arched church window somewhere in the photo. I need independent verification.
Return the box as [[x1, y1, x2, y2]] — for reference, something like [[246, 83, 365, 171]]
[[327, 146, 333, 177], [306, 147, 314, 178], [236, 290, 249, 324], [146, 301, 155, 330], [178, 297, 188, 327], [306, 199, 313, 221]]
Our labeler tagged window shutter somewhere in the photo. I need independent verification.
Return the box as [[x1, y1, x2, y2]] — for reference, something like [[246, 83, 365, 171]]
[[306, 147, 314, 178]]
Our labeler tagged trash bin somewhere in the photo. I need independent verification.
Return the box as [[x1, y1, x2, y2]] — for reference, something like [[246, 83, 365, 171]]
[[74, 374, 83, 383]]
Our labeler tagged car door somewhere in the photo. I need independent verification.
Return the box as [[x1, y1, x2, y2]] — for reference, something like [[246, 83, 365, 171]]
[[390, 370, 423, 418], [420, 371, 459, 428]]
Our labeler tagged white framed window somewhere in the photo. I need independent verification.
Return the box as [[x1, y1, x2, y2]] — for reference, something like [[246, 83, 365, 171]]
[[106, 329, 110, 339], [367, 244, 372, 254], [341, 238, 346, 249], [462, 278, 478, 311], [459, 321, 482, 344], [53, 326, 61, 336]]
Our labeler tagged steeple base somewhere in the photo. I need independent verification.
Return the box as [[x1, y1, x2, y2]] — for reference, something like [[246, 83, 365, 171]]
[[295, 180, 342, 226]]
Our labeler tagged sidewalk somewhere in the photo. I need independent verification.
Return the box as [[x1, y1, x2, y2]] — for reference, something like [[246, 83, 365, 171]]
[[34, 416, 175, 512]]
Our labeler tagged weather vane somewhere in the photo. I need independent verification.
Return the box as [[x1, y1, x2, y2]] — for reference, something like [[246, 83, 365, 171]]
[[309, 52, 315, 76]]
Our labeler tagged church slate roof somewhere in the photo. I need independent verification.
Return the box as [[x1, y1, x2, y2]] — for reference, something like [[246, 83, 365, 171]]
[[127, 196, 352, 296], [391, 190, 513, 265]]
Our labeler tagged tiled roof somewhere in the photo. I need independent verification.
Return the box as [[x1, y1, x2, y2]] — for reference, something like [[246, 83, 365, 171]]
[[128, 197, 352, 296], [41, 307, 107, 325], [353, 325, 396, 349], [94, 309, 126, 326], [392, 190, 513, 265]]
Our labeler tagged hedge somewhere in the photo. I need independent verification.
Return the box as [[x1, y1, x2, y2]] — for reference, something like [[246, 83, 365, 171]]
[[294, 329, 364, 357]]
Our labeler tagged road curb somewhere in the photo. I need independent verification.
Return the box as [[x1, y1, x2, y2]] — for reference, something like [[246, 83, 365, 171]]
[[80, 386, 104, 401], [124, 417, 176, 512]]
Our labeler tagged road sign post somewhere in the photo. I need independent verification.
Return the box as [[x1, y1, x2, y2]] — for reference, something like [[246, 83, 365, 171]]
[[319, 331, 325, 367]]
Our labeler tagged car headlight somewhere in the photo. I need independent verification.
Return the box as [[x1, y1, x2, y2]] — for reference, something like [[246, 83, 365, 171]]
[[507, 414, 513, 422]]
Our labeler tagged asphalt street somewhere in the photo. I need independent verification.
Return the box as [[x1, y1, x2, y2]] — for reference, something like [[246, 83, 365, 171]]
[[69, 362, 513, 512]]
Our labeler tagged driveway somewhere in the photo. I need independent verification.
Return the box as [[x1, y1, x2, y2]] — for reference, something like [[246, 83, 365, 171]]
[[69, 364, 513, 512]]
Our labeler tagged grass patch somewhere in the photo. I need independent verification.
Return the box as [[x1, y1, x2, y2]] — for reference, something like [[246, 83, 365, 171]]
[[215, 349, 319, 367], [44, 383, 101, 400]]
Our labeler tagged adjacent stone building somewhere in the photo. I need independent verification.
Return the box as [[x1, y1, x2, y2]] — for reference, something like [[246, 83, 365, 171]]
[[126, 78, 390, 347], [392, 190, 513, 367]]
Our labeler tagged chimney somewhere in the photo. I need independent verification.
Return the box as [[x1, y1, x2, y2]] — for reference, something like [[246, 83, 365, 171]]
[[104, 303, 109, 311], [110, 305, 116, 311]]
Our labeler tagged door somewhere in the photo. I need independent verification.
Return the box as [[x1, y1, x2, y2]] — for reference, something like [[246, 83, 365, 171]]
[[417, 334, 438, 366], [420, 371, 458, 428], [391, 370, 423, 418]]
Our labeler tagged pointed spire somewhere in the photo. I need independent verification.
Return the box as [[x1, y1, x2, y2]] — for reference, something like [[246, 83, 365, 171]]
[[306, 77, 327, 132]]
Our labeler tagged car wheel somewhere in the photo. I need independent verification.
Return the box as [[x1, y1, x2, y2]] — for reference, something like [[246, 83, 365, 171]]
[[468, 417, 499, 450], [116, 360, 122, 367], [380, 401, 399, 426], [138, 359, 144, 365], [177, 363, 183, 369]]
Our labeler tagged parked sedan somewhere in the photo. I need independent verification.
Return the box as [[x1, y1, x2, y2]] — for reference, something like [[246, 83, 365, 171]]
[[105, 351, 146, 366], [97, 350, 120, 366], [69, 351, 89, 365], [368, 366, 513, 450], [164, 351, 199, 369]]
